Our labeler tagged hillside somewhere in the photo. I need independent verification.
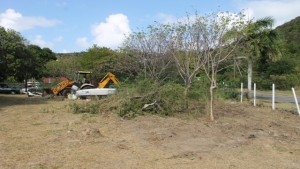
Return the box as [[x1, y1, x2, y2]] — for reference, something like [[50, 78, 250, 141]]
[[276, 16, 300, 56]]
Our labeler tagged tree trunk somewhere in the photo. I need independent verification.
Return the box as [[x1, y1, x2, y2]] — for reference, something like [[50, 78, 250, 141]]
[[209, 85, 215, 121], [183, 85, 190, 109], [247, 58, 252, 99]]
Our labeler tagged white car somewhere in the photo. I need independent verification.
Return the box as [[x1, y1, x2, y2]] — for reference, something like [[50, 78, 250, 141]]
[[20, 87, 39, 94]]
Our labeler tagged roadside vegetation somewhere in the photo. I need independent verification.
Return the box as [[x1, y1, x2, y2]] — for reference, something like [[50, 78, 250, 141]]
[[1, 11, 300, 120]]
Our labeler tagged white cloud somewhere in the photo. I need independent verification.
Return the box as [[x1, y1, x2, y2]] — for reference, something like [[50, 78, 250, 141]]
[[76, 37, 90, 48], [0, 8, 60, 31], [91, 13, 131, 49], [31, 35, 53, 48], [237, 0, 300, 27]]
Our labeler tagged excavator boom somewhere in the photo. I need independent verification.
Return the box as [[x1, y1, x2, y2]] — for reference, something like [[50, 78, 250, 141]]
[[98, 72, 120, 88]]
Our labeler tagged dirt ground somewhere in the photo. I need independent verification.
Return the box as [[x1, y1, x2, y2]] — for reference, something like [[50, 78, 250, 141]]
[[0, 94, 300, 169]]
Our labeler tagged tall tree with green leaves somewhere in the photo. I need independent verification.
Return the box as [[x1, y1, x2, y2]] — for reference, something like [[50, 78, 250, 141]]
[[0, 26, 28, 82], [27, 45, 56, 78], [45, 54, 81, 78], [81, 45, 117, 78], [239, 17, 281, 98]]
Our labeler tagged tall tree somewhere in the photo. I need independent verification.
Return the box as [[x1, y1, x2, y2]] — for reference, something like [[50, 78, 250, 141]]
[[27, 45, 56, 78], [45, 53, 82, 78], [239, 17, 281, 98], [0, 27, 28, 81], [81, 45, 117, 77]]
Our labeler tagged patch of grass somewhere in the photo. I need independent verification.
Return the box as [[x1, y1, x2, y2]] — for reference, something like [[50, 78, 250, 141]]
[[0, 126, 10, 132], [31, 122, 43, 126], [49, 122, 59, 125], [87, 119, 97, 123], [40, 107, 55, 114], [68, 102, 102, 114]]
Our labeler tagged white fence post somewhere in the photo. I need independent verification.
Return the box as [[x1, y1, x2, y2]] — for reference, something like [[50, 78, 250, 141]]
[[253, 83, 256, 107], [241, 83, 243, 103], [292, 88, 300, 116], [272, 84, 275, 110]]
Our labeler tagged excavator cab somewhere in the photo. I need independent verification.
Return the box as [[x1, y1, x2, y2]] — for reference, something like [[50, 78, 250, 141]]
[[73, 71, 92, 85], [50, 71, 94, 97]]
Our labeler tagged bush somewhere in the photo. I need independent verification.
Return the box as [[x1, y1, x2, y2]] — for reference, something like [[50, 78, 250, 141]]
[[219, 88, 240, 100], [255, 74, 299, 90], [118, 80, 187, 119], [270, 74, 299, 90], [188, 76, 210, 100]]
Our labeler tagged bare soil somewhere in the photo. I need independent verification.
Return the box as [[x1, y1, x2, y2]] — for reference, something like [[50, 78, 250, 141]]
[[0, 94, 300, 169]]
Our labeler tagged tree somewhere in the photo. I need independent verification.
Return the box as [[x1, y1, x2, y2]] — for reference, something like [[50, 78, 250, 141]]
[[239, 17, 281, 98], [122, 24, 173, 82], [27, 45, 56, 78], [81, 45, 117, 77], [45, 54, 81, 77], [198, 12, 246, 121], [0, 27, 56, 82], [0, 26, 29, 82], [168, 14, 208, 108]]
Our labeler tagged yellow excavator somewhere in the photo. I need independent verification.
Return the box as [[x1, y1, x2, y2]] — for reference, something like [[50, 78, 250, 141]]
[[74, 72, 120, 97], [48, 71, 93, 97]]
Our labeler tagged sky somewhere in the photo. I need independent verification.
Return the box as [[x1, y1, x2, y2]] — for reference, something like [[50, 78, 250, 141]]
[[0, 0, 299, 53]]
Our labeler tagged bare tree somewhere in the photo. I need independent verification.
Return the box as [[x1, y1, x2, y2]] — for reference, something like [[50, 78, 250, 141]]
[[199, 12, 247, 121], [169, 15, 208, 108], [122, 11, 247, 120], [123, 24, 173, 82]]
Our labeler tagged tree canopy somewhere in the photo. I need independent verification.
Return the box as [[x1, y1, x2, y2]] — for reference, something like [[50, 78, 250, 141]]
[[0, 26, 56, 82]]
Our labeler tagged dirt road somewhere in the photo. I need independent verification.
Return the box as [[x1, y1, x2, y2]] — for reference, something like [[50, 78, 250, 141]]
[[0, 95, 300, 169]]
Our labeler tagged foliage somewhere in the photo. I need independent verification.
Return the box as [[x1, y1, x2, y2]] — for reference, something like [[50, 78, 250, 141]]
[[276, 16, 300, 56], [255, 74, 299, 90], [0, 27, 28, 81], [122, 23, 174, 82], [117, 75, 212, 119], [0, 26, 56, 82], [27, 45, 56, 78], [69, 102, 101, 114], [118, 78, 187, 119], [45, 53, 82, 78], [80, 45, 118, 77]]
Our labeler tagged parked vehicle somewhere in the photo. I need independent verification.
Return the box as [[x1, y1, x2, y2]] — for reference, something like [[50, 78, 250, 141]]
[[20, 86, 39, 94], [0, 83, 20, 94]]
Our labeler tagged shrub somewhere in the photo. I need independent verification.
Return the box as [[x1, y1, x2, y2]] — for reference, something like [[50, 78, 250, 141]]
[[255, 74, 299, 90], [69, 102, 101, 114], [118, 81, 187, 119]]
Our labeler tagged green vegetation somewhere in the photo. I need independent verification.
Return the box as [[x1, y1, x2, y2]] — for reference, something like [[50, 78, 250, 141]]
[[1, 11, 299, 120], [0, 27, 56, 82]]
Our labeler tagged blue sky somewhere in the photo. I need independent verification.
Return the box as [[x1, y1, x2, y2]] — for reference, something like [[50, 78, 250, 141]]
[[1, 0, 299, 53]]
